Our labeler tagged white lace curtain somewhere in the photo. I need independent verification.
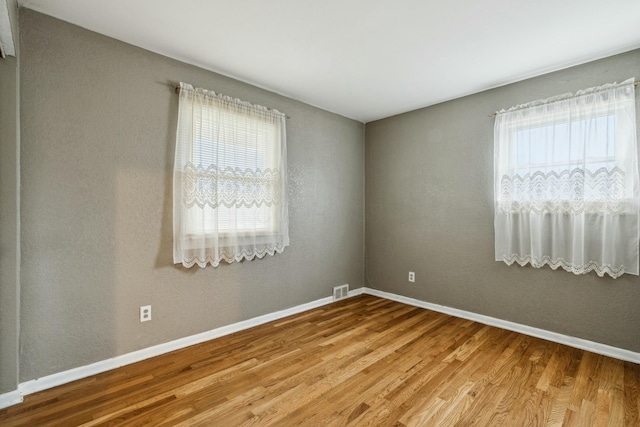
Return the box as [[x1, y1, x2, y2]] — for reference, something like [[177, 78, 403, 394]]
[[173, 83, 289, 268], [494, 78, 639, 278]]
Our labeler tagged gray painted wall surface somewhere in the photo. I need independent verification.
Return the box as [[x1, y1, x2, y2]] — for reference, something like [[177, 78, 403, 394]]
[[0, 55, 19, 394], [19, 9, 364, 382], [0, 0, 19, 396], [366, 49, 640, 352]]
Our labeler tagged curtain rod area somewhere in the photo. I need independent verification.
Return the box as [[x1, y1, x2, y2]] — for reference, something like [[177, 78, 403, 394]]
[[168, 83, 290, 119], [489, 79, 639, 118]]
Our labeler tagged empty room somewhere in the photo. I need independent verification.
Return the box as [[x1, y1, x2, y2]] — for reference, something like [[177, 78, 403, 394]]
[[1, 0, 640, 425]]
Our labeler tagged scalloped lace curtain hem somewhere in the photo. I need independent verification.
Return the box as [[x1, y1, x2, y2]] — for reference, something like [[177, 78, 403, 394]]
[[500, 254, 628, 279], [180, 244, 286, 268]]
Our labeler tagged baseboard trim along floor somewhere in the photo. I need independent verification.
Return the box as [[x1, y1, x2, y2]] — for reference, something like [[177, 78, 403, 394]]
[[365, 288, 640, 365], [0, 390, 22, 410], [2, 285, 637, 410]]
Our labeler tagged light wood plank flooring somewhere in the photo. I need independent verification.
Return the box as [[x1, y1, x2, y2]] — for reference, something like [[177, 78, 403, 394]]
[[1, 295, 638, 426]]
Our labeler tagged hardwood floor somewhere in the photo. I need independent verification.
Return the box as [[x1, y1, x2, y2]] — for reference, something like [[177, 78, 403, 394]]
[[1, 295, 638, 426]]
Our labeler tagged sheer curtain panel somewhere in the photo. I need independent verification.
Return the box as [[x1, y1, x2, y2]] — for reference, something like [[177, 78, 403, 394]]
[[494, 78, 639, 278], [173, 83, 289, 268]]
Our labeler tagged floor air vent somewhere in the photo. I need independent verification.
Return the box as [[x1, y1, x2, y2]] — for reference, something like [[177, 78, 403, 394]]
[[333, 284, 349, 301]]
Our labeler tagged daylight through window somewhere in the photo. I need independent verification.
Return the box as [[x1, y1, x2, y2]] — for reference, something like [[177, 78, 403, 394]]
[[494, 78, 639, 278], [173, 83, 289, 268]]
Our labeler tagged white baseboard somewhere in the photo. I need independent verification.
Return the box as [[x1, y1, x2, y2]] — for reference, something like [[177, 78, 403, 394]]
[[19, 291, 345, 397], [0, 390, 22, 410], [364, 287, 640, 364], [6, 284, 638, 410], [348, 286, 365, 297]]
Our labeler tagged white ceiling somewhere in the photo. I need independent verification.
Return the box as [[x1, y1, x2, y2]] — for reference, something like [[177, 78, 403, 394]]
[[17, 0, 640, 123]]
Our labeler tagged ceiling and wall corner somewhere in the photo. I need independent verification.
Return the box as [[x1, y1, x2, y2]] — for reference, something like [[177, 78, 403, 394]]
[[15, 0, 640, 123]]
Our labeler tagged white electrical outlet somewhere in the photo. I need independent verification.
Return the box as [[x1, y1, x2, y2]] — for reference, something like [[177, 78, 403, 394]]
[[408, 271, 415, 282], [140, 305, 152, 322]]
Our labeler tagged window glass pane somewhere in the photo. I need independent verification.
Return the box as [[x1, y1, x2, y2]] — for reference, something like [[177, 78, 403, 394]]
[[190, 104, 277, 234], [512, 114, 616, 176]]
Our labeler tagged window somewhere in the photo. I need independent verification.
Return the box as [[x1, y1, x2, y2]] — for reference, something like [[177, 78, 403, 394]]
[[494, 78, 638, 278], [512, 115, 616, 177], [173, 83, 289, 268]]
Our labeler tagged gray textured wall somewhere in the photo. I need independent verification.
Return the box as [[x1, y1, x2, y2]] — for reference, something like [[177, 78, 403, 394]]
[[0, 0, 19, 396], [19, 9, 364, 382], [0, 55, 19, 395], [366, 49, 640, 352]]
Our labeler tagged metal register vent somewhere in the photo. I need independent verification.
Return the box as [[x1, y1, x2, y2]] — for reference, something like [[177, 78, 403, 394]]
[[333, 284, 349, 301]]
